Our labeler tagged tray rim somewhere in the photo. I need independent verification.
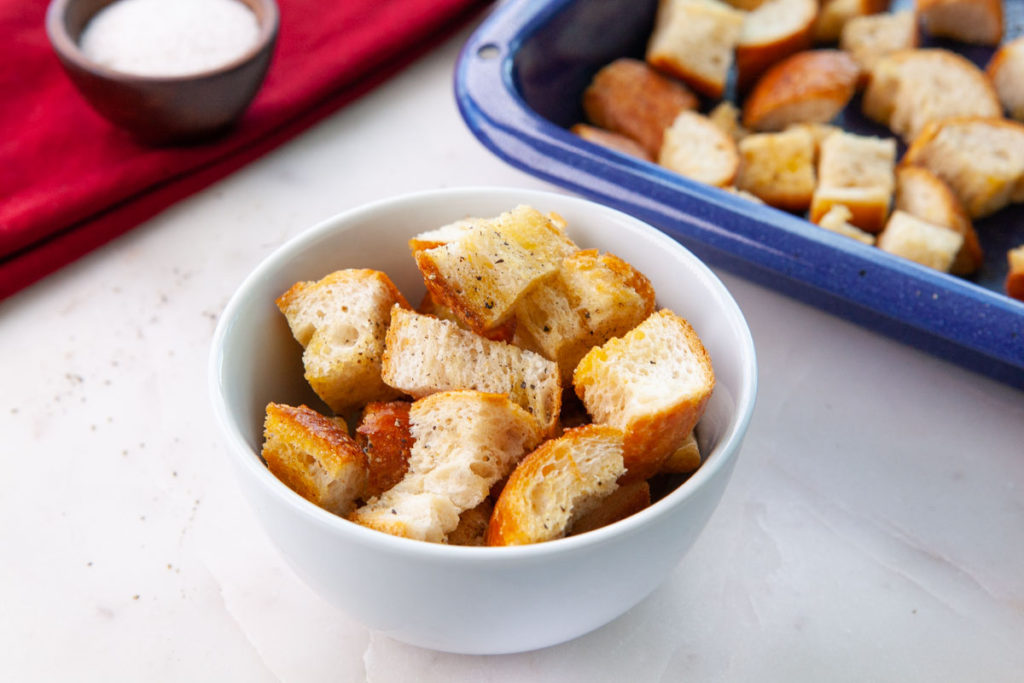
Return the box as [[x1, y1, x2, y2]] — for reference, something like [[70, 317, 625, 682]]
[[454, 0, 1024, 389]]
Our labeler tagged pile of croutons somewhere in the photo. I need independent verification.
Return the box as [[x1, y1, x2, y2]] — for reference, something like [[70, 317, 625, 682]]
[[572, 0, 1024, 299], [262, 205, 715, 546]]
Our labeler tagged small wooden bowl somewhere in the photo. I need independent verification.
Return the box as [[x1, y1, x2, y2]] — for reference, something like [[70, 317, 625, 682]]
[[45, 0, 279, 145]]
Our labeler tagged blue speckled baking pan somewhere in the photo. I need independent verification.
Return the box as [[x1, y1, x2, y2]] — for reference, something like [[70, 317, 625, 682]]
[[454, 0, 1024, 388]]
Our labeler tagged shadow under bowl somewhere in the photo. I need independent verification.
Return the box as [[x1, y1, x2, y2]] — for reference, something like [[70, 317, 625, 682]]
[[45, 0, 279, 145]]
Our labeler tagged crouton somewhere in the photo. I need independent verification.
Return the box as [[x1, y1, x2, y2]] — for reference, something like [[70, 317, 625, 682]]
[[581, 58, 699, 158], [894, 166, 982, 275], [735, 126, 817, 211], [573, 310, 715, 482], [742, 50, 861, 132], [861, 49, 1001, 143], [447, 499, 494, 546], [707, 101, 750, 142], [570, 480, 652, 535], [408, 218, 481, 252], [275, 269, 410, 415], [570, 123, 655, 162], [814, 205, 877, 245], [901, 117, 1024, 218], [917, 0, 1003, 46], [659, 111, 741, 187], [877, 211, 965, 272], [349, 391, 542, 543], [659, 431, 702, 474], [413, 205, 577, 336], [262, 403, 368, 517], [1006, 245, 1024, 301], [487, 425, 626, 546], [646, 0, 746, 99], [354, 400, 413, 498], [512, 249, 656, 384], [987, 36, 1024, 122], [840, 10, 917, 72], [381, 307, 561, 436], [810, 130, 896, 232], [734, 0, 817, 92], [812, 0, 890, 44]]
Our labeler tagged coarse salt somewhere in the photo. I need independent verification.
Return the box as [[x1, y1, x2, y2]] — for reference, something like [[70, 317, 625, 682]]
[[79, 0, 260, 78]]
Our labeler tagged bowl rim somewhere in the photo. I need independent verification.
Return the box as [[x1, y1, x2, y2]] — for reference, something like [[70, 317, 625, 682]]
[[208, 186, 758, 562], [45, 0, 280, 84]]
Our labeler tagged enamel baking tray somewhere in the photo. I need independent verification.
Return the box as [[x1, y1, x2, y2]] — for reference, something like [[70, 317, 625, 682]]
[[454, 0, 1024, 389]]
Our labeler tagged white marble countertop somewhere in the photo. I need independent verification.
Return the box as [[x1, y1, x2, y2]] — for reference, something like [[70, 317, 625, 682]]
[[3, 14, 1023, 683]]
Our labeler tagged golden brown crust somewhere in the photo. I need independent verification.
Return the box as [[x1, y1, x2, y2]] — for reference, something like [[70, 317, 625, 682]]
[[486, 424, 624, 546], [734, 0, 817, 92], [1006, 246, 1024, 301], [262, 403, 368, 516], [582, 58, 699, 158], [743, 50, 861, 131], [572, 310, 715, 483], [417, 290, 516, 342], [894, 166, 983, 275], [354, 401, 413, 498]]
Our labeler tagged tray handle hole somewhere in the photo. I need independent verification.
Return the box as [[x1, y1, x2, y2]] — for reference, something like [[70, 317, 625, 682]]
[[477, 43, 500, 60]]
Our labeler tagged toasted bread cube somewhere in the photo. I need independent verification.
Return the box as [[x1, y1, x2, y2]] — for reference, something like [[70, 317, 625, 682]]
[[581, 58, 699, 158], [1006, 246, 1024, 301], [350, 391, 542, 543], [742, 50, 861, 132], [573, 310, 715, 482], [840, 10, 917, 72], [570, 123, 654, 162], [735, 127, 817, 211], [862, 49, 1001, 143], [354, 401, 413, 498], [513, 249, 657, 383], [408, 218, 481, 252], [917, 0, 1003, 45], [487, 425, 626, 546], [447, 499, 494, 546], [734, 0, 817, 91], [901, 117, 1024, 219], [877, 211, 964, 272], [810, 130, 895, 232], [381, 307, 562, 436], [815, 205, 877, 245], [646, 0, 746, 99], [276, 269, 410, 415], [659, 111, 741, 187], [416, 290, 516, 342], [707, 101, 750, 142], [812, 0, 890, 43], [414, 205, 577, 335], [810, 187, 893, 233], [659, 431, 702, 474], [987, 37, 1024, 122], [262, 403, 368, 516], [570, 481, 651, 535], [895, 166, 982, 275]]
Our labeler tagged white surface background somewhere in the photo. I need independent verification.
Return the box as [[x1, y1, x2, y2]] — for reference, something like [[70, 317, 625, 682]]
[[3, 14, 1023, 682]]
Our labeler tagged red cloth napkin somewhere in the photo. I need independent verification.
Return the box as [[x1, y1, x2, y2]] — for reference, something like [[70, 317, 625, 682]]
[[0, 0, 487, 300]]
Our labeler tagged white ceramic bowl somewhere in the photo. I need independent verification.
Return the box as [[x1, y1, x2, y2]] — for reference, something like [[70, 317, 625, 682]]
[[209, 187, 757, 655]]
